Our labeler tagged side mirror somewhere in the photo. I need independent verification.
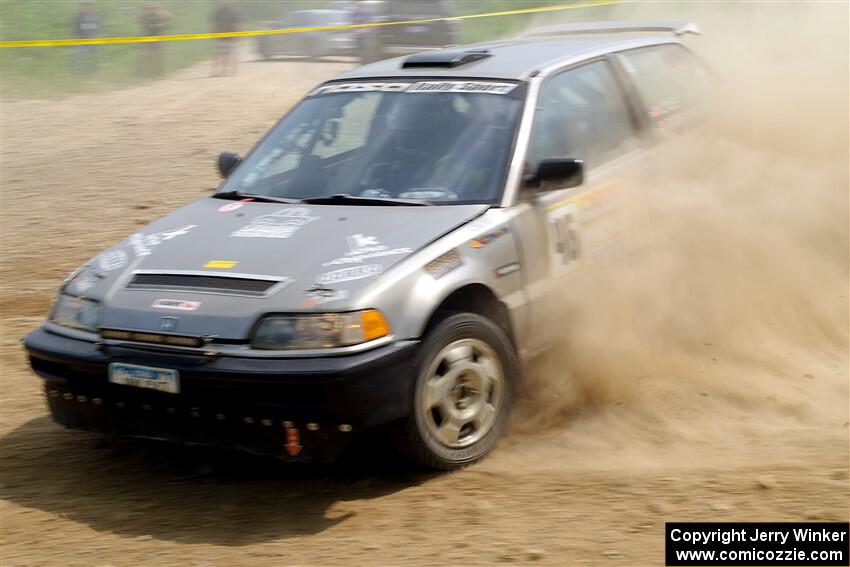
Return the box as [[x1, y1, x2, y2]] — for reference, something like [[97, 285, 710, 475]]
[[217, 152, 242, 178], [523, 158, 584, 192]]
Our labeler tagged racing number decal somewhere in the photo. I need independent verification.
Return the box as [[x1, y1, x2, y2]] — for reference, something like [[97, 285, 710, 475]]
[[547, 203, 581, 277]]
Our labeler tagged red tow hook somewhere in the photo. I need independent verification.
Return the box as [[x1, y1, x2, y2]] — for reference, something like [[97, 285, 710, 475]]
[[284, 425, 302, 457]]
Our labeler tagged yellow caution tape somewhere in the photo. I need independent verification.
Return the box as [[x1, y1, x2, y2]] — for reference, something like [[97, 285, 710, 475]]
[[0, 0, 618, 49]]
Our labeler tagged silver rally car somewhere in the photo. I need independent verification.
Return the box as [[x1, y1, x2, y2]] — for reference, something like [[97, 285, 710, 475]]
[[25, 21, 709, 469]]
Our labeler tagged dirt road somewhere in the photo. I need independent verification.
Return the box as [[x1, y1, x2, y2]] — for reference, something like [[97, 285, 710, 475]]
[[1, 12, 848, 567]]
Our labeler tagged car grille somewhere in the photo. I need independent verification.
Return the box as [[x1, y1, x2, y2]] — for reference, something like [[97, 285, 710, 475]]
[[127, 273, 281, 296], [100, 329, 205, 348]]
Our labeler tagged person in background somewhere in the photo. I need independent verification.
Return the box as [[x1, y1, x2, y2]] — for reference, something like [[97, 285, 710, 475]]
[[211, 1, 240, 77], [351, 0, 378, 64], [70, 1, 100, 77], [137, 2, 174, 78]]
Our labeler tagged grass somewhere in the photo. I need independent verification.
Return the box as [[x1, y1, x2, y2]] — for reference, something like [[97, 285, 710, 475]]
[[1, 0, 223, 98]]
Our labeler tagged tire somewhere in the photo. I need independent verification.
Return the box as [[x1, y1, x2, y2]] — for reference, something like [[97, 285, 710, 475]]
[[389, 312, 518, 470]]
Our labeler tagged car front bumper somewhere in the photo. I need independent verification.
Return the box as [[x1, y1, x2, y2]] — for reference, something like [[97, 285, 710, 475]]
[[24, 326, 419, 462]]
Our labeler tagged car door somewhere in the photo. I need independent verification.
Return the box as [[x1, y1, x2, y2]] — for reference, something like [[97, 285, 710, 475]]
[[510, 57, 645, 354]]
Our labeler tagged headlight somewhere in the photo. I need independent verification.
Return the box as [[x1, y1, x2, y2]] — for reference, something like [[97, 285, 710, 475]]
[[251, 309, 390, 350], [50, 294, 102, 332]]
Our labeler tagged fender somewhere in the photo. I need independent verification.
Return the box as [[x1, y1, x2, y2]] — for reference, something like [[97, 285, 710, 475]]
[[355, 208, 529, 348]]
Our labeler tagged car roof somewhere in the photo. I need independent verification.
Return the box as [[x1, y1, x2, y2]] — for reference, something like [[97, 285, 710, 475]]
[[329, 31, 690, 83]]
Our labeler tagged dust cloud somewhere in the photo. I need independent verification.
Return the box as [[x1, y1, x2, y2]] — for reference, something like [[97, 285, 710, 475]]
[[511, 3, 849, 462]]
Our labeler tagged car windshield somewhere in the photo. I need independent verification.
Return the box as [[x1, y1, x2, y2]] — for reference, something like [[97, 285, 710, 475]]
[[221, 81, 525, 205]]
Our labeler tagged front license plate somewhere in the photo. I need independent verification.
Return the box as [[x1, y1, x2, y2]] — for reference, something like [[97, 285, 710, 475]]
[[108, 363, 180, 394]]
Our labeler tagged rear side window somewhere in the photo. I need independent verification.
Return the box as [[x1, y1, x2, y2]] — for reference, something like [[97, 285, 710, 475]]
[[619, 44, 711, 129], [528, 60, 636, 171]]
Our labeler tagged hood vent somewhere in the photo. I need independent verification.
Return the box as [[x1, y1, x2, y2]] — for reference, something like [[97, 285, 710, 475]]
[[127, 271, 289, 297]]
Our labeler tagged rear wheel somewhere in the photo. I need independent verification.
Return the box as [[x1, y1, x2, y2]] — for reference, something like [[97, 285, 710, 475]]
[[390, 312, 517, 470]]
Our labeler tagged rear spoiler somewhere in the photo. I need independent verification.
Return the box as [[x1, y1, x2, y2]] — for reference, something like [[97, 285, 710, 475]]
[[523, 20, 701, 38]]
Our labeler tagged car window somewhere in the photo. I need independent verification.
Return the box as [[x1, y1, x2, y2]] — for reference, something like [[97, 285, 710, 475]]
[[287, 12, 306, 27], [324, 11, 349, 26], [527, 60, 636, 171], [309, 12, 344, 26], [222, 83, 525, 205], [619, 44, 711, 129]]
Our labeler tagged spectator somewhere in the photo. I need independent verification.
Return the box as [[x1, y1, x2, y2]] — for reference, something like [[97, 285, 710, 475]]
[[70, 1, 100, 77], [211, 1, 240, 77], [137, 2, 174, 78], [351, 0, 379, 63]]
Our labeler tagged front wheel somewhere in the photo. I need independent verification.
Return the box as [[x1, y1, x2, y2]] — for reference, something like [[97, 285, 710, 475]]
[[390, 312, 517, 470]]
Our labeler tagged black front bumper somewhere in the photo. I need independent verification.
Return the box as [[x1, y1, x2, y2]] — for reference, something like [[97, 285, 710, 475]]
[[25, 326, 419, 461]]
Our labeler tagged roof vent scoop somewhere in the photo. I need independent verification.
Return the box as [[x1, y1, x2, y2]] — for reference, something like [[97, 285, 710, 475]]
[[402, 49, 491, 69]]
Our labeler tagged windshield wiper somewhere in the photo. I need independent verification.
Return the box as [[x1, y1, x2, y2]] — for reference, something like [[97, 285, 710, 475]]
[[299, 194, 430, 206], [213, 190, 303, 204]]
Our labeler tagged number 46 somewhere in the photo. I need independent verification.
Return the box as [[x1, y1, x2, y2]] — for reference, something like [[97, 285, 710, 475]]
[[548, 204, 581, 277]]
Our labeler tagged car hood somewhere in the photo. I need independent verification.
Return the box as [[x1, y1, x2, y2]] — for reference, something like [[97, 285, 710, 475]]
[[69, 197, 487, 338]]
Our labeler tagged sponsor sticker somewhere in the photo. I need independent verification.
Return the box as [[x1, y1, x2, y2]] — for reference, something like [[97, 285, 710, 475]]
[[316, 264, 382, 285], [217, 202, 244, 213], [203, 260, 238, 269], [129, 225, 197, 257], [408, 81, 517, 95], [97, 250, 128, 272], [309, 81, 517, 97], [469, 226, 509, 248], [231, 207, 318, 239], [323, 233, 412, 266], [303, 286, 349, 308], [494, 262, 521, 278], [151, 298, 202, 311], [310, 82, 410, 96]]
